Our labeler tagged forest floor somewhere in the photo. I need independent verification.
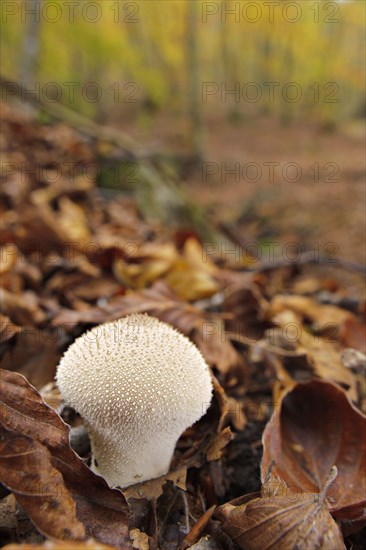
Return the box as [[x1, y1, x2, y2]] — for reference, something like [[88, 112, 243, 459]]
[[123, 112, 366, 266], [1, 104, 365, 549]]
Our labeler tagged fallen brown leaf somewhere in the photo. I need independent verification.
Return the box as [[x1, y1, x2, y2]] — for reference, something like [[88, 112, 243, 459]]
[[0, 288, 46, 325], [268, 295, 353, 330], [217, 468, 345, 550], [206, 427, 233, 462], [0, 314, 22, 343], [193, 319, 241, 375], [339, 316, 366, 353], [0, 327, 61, 389], [123, 466, 187, 501], [0, 426, 86, 541], [261, 380, 366, 534], [129, 528, 150, 550], [52, 281, 204, 334], [3, 542, 117, 549], [298, 331, 357, 399], [0, 369, 131, 548]]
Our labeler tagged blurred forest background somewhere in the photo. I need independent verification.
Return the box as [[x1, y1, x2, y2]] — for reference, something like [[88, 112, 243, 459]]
[[2, 0, 365, 124], [1, 0, 365, 263]]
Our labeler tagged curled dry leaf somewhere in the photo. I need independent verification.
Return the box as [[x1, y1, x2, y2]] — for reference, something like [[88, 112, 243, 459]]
[[297, 332, 357, 399], [261, 380, 366, 534], [0, 369, 131, 548], [217, 469, 345, 550], [113, 239, 219, 301], [263, 301, 357, 397], [206, 427, 233, 462]]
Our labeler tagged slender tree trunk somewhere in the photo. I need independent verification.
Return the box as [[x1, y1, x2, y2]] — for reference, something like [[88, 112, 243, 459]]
[[20, 0, 41, 85], [186, 1, 203, 163]]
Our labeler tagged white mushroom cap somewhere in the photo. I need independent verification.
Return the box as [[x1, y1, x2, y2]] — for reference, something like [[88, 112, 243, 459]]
[[56, 313, 213, 488]]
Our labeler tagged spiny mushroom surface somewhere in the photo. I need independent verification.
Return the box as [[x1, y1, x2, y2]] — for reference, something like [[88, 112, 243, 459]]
[[56, 313, 213, 488]]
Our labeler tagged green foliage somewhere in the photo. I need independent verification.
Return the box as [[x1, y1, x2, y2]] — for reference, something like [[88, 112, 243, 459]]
[[1, 0, 364, 124]]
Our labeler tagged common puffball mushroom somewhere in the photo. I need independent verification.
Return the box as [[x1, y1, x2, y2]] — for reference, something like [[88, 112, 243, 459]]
[[56, 313, 213, 488]]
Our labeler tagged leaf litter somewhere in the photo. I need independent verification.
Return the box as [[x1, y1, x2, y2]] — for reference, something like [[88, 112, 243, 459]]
[[0, 105, 365, 548]]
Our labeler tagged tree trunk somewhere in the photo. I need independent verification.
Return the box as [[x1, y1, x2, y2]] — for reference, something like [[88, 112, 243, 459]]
[[186, 1, 203, 164], [20, 0, 41, 85]]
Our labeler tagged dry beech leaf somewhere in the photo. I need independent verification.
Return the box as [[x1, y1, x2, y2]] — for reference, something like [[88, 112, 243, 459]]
[[339, 316, 366, 353], [0, 327, 61, 389], [123, 466, 187, 501], [0, 426, 86, 541], [0, 314, 22, 343], [223, 282, 269, 340], [129, 528, 150, 550], [217, 468, 345, 550], [0, 243, 19, 274], [206, 426, 233, 462], [182, 237, 219, 276], [113, 239, 219, 300], [165, 260, 219, 301], [0, 287, 46, 325], [262, 310, 357, 399], [211, 376, 246, 433], [261, 380, 366, 534], [3, 542, 117, 549], [113, 242, 178, 288], [114, 258, 173, 289], [268, 295, 353, 329], [56, 196, 91, 245], [298, 331, 357, 399], [0, 369, 131, 548], [193, 319, 241, 375], [52, 281, 204, 333]]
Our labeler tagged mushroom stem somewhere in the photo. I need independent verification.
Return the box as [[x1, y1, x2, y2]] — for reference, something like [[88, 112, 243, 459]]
[[89, 426, 176, 488]]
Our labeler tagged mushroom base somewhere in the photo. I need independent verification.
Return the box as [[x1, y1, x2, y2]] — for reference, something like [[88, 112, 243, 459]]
[[88, 427, 177, 488]]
